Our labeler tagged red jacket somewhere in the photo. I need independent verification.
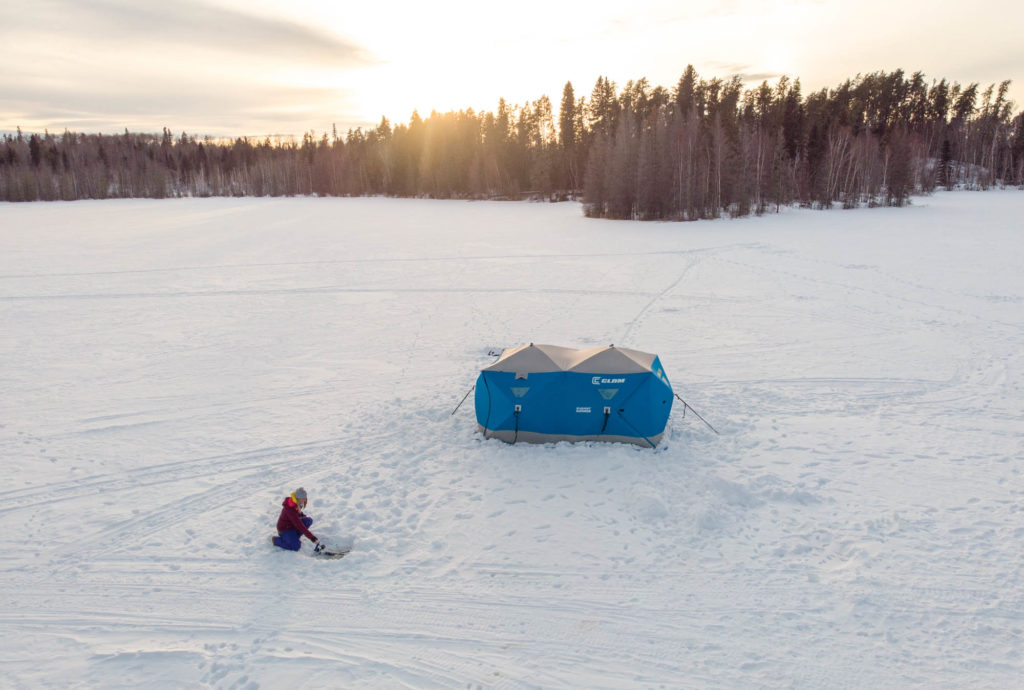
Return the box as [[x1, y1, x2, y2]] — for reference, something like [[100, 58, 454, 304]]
[[276, 497, 316, 541]]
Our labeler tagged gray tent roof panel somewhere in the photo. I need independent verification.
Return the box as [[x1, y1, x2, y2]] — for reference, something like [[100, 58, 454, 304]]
[[567, 346, 656, 374], [485, 343, 579, 373], [485, 344, 659, 375]]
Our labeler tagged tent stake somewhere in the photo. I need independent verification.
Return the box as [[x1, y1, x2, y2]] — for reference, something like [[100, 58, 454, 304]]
[[673, 394, 720, 435], [451, 384, 475, 416]]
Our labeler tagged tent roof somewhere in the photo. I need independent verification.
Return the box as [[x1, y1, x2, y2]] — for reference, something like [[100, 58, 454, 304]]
[[485, 343, 578, 373], [568, 346, 656, 374], [484, 344, 659, 375]]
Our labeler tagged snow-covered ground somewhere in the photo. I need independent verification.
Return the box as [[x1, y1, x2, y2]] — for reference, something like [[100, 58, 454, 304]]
[[1, 191, 1022, 689]]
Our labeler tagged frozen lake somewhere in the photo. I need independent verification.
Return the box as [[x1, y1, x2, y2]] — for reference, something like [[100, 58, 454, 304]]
[[1, 191, 1022, 688]]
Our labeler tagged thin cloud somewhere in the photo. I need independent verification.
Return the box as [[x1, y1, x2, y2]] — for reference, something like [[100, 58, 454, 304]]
[[0, 0, 374, 134], [706, 61, 753, 74], [4, 79, 363, 136], [5, 0, 374, 67], [737, 72, 788, 84], [700, 62, 787, 84]]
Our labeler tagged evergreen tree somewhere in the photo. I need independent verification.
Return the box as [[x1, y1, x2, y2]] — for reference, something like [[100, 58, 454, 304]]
[[28, 134, 42, 168], [582, 132, 609, 217], [588, 77, 619, 139], [939, 138, 953, 189], [604, 110, 638, 219], [675, 65, 699, 121], [559, 81, 580, 194], [781, 79, 804, 160]]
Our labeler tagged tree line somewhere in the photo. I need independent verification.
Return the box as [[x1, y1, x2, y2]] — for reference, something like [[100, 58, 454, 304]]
[[2, 68, 1022, 219], [584, 69, 1022, 219]]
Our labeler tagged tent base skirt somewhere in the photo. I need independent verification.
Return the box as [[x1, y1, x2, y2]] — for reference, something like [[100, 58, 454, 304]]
[[478, 426, 663, 448]]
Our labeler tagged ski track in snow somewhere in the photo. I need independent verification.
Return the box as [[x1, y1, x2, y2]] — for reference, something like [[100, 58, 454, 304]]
[[1, 193, 1023, 688]]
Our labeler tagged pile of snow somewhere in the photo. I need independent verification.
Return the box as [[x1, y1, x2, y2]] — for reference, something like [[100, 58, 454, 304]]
[[1, 192, 1022, 688]]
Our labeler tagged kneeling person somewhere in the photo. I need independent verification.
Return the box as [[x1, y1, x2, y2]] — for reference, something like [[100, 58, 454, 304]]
[[272, 487, 320, 551]]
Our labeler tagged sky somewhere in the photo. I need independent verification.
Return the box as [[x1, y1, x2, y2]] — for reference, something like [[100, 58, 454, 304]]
[[2, 0, 1022, 137]]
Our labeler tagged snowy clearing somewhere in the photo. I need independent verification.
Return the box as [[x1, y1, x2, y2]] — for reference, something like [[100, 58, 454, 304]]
[[1, 192, 1022, 688]]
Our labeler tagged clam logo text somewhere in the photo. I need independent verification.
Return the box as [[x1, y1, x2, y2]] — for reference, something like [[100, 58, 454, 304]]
[[592, 376, 626, 385]]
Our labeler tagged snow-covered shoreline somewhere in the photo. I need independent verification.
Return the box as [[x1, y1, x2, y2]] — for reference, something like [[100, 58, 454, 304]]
[[1, 191, 1022, 688]]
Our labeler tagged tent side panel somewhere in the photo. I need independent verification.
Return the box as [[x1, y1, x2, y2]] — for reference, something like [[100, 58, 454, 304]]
[[650, 356, 671, 389], [559, 372, 645, 438], [473, 372, 492, 431], [476, 370, 673, 445], [615, 374, 673, 440], [475, 370, 566, 435]]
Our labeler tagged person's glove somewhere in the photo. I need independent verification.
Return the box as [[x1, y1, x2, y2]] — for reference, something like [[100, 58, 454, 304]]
[[313, 539, 323, 553]]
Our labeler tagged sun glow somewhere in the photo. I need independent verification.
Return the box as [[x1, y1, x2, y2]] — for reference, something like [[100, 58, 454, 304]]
[[762, 41, 795, 78]]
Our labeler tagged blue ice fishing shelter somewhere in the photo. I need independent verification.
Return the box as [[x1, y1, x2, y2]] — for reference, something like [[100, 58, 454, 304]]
[[474, 344, 674, 447]]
